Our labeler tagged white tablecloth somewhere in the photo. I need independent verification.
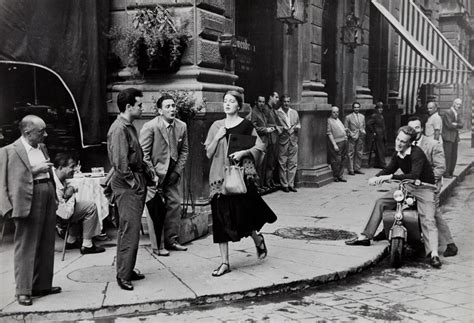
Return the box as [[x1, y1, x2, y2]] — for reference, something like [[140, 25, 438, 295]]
[[67, 174, 109, 228]]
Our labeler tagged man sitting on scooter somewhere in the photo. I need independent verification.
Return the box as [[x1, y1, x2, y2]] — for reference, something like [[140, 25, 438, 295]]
[[345, 125, 442, 268]]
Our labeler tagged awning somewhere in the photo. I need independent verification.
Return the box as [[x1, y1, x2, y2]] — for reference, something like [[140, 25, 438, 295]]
[[371, 0, 474, 113]]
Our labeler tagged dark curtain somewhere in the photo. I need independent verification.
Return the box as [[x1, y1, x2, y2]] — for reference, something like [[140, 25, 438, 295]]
[[0, 0, 109, 146]]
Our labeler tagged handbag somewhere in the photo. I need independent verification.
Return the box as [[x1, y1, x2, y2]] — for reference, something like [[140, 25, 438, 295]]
[[222, 160, 247, 195]]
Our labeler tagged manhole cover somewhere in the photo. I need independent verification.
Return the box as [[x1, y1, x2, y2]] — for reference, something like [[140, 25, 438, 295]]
[[273, 227, 356, 240], [68, 265, 116, 283]]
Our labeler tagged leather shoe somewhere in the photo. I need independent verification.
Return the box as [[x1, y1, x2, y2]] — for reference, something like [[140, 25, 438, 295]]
[[348, 171, 355, 175], [32, 286, 62, 297], [443, 243, 458, 257], [116, 277, 133, 290], [17, 295, 32, 306], [281, 187, 290, 193], [130, 270, 145, 281], [166, 242, 187, 251], [337, 177, 347, 182], [289, 186, 297, 192], [345, 237, 370, 246], [354, 170, 365, 175], [65, 240, 82, 250], [430, 256, 442, 268], [373, 230, 387, 241], [80, 244, 106, 254], [153, 248, 170, 256]]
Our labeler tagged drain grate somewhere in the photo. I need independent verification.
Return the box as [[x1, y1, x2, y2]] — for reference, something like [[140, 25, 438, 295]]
[[274, 227, 356, 240]]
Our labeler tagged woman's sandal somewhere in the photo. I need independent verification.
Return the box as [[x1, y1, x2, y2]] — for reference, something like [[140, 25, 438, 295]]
[[256, 234, 268, 260], [211, 263, 231, 277]]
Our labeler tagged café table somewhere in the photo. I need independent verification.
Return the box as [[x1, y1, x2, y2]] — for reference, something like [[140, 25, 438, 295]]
[[67, 173, 109, 229]]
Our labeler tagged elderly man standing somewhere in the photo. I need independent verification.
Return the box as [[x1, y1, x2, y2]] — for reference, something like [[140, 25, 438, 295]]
[[107, 88, 147, 291], [425, 101, 443, 143], [275, 95, 300, 193], [344, 102, 366, 175], [326, 106, 347, 182], [0, 115, 60, 306], [442, 98, 464, 178], [140, 93, 189, 255]]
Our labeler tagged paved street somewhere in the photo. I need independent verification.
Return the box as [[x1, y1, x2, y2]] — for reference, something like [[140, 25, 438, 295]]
[[84, 170, 474, 322]]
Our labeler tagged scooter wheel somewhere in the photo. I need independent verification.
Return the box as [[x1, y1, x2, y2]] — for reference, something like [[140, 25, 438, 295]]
[[390, 237, 404, 268]]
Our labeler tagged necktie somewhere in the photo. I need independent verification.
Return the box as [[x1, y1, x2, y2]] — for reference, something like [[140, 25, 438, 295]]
[[413, 140, 418, 146], [167, 124, 178, 161]]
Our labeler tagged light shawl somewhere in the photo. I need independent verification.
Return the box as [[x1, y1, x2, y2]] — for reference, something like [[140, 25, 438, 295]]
[[204, 119, 265, 198]]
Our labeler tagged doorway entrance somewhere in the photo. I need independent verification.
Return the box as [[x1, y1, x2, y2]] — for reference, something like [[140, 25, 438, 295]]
[[234, 1, 277, 104]]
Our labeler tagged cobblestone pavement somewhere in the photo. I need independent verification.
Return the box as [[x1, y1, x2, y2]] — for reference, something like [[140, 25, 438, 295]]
[[89, 170, 474, 322]]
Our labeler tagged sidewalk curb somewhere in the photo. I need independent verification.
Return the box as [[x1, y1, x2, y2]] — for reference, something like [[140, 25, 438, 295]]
[[440, 162, 473, 204], [2, 249, 389, 321]]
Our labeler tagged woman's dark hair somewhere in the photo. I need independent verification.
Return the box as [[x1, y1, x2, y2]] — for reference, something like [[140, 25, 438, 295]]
[[224, 90, 243, 109], [117, 88, 143, 113]]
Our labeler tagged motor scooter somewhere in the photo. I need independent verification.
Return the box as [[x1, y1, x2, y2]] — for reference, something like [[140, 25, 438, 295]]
[[382, 179, 436, 268]]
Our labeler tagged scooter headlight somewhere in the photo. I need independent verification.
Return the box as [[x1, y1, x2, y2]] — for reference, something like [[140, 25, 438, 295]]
[[405, 197, 415, 206], [393, 190, 405, 202]]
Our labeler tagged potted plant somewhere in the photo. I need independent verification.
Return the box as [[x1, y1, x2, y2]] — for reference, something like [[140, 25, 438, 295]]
[[109, 5, 189, 74]]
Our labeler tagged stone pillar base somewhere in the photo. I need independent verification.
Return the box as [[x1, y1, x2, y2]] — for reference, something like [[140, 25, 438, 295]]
[[296, 164, 334, 187]]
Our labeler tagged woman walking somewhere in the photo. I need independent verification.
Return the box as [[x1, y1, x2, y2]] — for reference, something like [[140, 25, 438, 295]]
[[204, 90, 277, 277]]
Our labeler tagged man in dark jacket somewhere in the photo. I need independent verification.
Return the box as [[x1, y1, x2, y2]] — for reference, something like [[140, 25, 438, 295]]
[[367, 101, 387, 168], [442, 98, 464, 178], [345, 126, 441, 268]]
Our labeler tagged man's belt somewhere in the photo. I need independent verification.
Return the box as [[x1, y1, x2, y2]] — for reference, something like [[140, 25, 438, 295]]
[[33, 178, 51, 185], [129, 165, 144, 173]]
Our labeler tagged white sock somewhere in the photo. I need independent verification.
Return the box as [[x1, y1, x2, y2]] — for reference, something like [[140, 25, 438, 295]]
[[82, 239, 93, 248]]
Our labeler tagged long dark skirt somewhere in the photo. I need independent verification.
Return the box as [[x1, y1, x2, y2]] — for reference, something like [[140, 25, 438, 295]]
[[211, 183, 277, 243]]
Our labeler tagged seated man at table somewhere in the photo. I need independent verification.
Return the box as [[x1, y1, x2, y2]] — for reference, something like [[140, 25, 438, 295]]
[[53, 153, 105, 254]]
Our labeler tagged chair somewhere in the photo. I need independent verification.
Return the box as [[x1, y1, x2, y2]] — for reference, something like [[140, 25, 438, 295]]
[[60, 219, 72, 261]]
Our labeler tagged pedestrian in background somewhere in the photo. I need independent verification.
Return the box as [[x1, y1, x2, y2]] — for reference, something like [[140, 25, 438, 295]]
[[265, 91, 282, 188], [249, 95, 277, 192], [344, 101, 366, 175], [204, 90, 277, 277], [140, 93, 189, 256], [275, 95, 300, 192], [107, 88, 147, 291], [0, 115, 60, 306], [326, 106, 347, 182], [442, 98, 464, 178], [367, 100, 387, 168], [425, 101, 442, 143]]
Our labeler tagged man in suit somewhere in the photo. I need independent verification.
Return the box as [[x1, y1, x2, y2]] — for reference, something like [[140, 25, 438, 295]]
[[326, 106, 348, 182], [442, 98, 464, 178], [52, 153, 105, 254], [0, 115, 61, 306], [275, 95, 300, 192], [367, 101, 387, 168], [344, 102, 366, 175], [265, 92, 282, 188], [249, 95, 278, 190], [345, 125, 441, 268], [408, 116, 458, 257], [140, 94, 189, 255], [107, 88, 147, 291], [425, 101, 442, 143]]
